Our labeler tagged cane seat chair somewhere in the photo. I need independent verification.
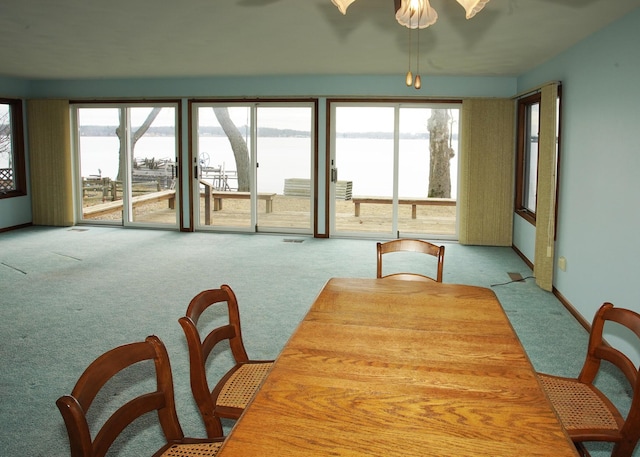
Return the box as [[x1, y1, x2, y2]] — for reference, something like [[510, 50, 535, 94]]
[[56, 335, 225, 457], [537, 303, 640, 457], [179, 285, 274, 438], [376, 238, 445, 282]]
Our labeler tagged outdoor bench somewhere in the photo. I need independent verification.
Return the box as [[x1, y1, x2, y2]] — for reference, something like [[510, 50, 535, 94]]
[[352, 197, 456, 219], [199, 179, 276, 224], [210, 191, 276, 213]]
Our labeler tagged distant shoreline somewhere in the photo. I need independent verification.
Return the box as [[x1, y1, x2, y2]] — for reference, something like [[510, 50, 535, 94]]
[[79, 125, 456, 141]]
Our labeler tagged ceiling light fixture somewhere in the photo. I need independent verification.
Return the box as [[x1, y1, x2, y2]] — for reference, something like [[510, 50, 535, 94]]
[[331, 0, 490, 89]]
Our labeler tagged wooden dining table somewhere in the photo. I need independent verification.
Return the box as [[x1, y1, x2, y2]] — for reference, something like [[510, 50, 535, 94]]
[[216, 278, 578, 456]]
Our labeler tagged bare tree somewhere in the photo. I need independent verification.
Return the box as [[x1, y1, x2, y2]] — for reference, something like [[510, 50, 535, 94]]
[[0, 111, 11, 166], [115, 107, 163, 182], [427, 109, 455, 198], [213, 107, 250, 191]]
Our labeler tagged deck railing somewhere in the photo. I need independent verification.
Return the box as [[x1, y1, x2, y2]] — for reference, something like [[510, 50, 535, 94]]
[[0, 168, 14, 193]]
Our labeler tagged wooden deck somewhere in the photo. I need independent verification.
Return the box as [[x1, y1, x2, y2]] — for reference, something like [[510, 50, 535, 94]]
[[82, 190, 176, 218], [81, 194, 457, 235]]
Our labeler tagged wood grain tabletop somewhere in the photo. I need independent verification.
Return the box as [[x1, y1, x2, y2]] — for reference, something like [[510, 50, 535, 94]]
[[216, 278, 578, 456]]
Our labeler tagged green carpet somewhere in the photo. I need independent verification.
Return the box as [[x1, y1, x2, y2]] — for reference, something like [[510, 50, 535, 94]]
[[0, 226, 631, 456]]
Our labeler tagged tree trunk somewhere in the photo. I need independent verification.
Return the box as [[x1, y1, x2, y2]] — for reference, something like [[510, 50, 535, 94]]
[[213, 107, 251, 191], [115, 107, 162, 182], [427, 109, 455, 198]]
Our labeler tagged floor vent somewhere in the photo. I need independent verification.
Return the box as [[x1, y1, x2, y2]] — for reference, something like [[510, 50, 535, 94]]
[[68, 228, 89, 232], [507, 272, 524, 282], [283, 238, 304, 243]]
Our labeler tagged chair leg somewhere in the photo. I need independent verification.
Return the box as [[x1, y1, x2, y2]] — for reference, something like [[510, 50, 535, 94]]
[[574, 442, 590, 457], [202, 413, 224, 439]]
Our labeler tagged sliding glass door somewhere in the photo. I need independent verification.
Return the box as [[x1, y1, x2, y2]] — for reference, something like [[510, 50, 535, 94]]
[[193, 102, 314, 233], [332, 106, 395, 235], [195, 105, 252, 229], [330, 102, 459, 239], [74, 103, 179, 228], [256, 106, 313, 232]]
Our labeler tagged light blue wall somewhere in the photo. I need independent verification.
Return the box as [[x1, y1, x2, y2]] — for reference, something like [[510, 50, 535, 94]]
[[24, 74, 515, 99], [0, 193, 32, 228], [0, 76, 30, 97], [515, 8, 640, 359], [512, 215, 535, 261]]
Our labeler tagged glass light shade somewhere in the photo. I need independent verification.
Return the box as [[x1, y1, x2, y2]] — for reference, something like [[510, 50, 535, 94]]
[[406, 71, 413, 86], [395, 0, 438, 29], [414, 74, 422, 89], [331, 0, 358, 15], [455, 0, 490, 19]]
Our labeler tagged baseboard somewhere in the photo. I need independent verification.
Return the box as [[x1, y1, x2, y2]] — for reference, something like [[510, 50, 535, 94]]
[[552, 286, 591, 332], [511, 244, 533, 270], [0, 222, 32, 233], [511, 244, 591, 332]]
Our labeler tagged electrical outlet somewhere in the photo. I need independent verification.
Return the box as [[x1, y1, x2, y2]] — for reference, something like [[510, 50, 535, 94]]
[[558, 256, 567, 271]]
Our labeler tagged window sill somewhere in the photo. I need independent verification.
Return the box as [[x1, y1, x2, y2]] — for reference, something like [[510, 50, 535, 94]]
[[0, 190, 28, 200], [515, 209, 536, 226]]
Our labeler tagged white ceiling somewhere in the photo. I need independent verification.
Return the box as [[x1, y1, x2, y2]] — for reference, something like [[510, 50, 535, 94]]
[[1, 0, 639, 80]]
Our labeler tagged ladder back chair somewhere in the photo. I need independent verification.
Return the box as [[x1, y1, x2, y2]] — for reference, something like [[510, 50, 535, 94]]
[[538, 303, 640, 457], [179, 284, 274, 438], [56, 335, 224, 457], [377, 238, 445, 282]]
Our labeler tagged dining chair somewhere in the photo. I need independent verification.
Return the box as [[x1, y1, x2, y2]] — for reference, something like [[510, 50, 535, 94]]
[[376, 238, 445, 282], [179, 284, 274, 438], [56, 335, 225, 457], [537, 303, 640, 457]]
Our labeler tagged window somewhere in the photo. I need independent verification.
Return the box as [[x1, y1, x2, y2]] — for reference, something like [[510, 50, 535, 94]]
[[0, 98, 26, 198], [515, 93, 540, 224]]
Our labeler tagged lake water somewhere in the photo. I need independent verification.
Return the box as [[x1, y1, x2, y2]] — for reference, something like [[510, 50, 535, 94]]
[[79, 136, 458, 199]]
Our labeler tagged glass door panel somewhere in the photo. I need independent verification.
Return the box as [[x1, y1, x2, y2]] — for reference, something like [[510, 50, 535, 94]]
[[77, 107, 123, 224], [196, 106, 252, 230], [333, 106, 394, 236], [256, 106, 312, 232], [127, 106, 178, 226], [397, 107, 457, 237]]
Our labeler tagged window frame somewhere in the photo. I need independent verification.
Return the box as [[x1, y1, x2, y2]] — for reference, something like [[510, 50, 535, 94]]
[[0, 98, 27, 199], [327, 98, 461, 239], [514, 92, 541, 225], [189, 99, 317, 233]]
